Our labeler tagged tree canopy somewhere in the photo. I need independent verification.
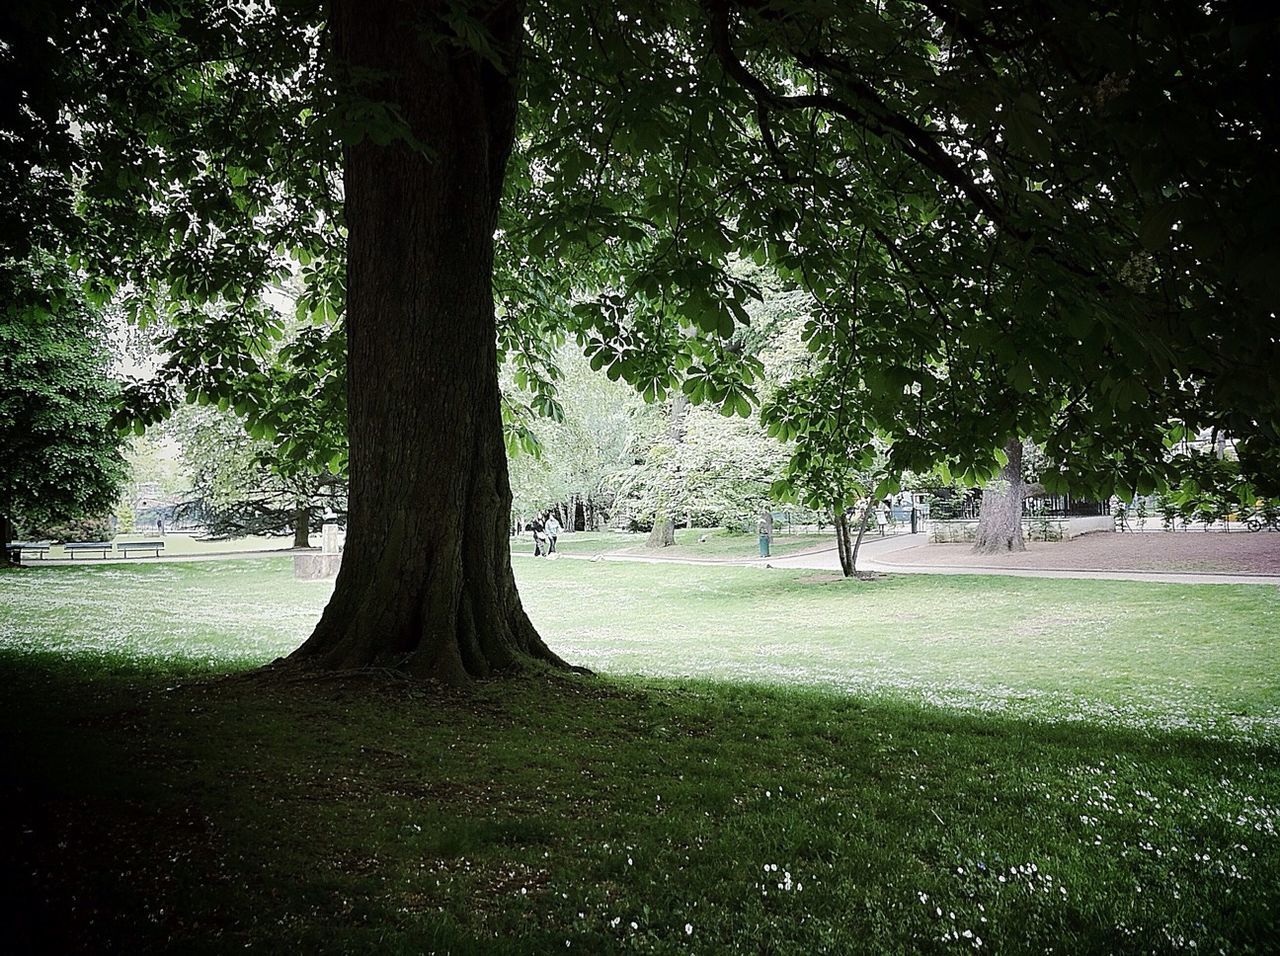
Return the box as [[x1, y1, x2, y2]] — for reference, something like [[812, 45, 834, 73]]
[[0, 257, 126, 547], [4, 0, 1277, 674], [7, 2, 1276, 489]]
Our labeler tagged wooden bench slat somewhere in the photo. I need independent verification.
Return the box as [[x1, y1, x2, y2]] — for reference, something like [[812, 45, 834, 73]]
[[5, 542, 51, 560], [64, 542, 113, 559], [119, 541, 165, 558]]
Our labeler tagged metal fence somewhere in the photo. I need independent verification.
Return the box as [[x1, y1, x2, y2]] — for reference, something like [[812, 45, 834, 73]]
[[926, 490, 1109, 520]]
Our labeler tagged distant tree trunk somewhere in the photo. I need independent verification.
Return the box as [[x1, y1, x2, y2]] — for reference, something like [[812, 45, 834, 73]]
[[646, 394, 688, 549], [292, 504, 311, 550], [288, 0, 572, 683], [1, 508, 16, 566], [647, 512, 676, 548], [973, 437, 1027, 554], [574, 497, 586, 531]]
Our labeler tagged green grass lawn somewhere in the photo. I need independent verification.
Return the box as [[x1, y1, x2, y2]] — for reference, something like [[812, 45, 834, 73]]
[[28, 531, 300, 560], [1, 558, 1277, 952], [512, 527, 833, 560]]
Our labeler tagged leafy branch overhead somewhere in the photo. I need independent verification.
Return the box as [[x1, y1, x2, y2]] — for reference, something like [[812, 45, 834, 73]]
[[6, 0, 1279, 502]]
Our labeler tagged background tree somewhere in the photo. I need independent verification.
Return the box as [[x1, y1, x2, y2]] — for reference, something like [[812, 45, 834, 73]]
[[505, 347, 649, 529], [1, 259, 126, 556], [120, 430, 188, 531], [764, 368, 891, 578], [971, 438, 1031, 554], [168, 404, 346, 547]]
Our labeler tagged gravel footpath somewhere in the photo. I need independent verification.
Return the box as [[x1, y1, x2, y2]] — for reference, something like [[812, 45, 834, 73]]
[[877, 531, 1280, 575]]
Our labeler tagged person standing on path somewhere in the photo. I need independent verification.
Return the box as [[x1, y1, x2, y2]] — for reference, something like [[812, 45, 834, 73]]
[[529, 516, 546, 557], [876, 500, 889, 536], [544, 512, 561, 555]]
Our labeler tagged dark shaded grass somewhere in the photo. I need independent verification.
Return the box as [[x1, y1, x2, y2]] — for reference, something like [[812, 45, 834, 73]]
[[2, 650, 1277, 954]]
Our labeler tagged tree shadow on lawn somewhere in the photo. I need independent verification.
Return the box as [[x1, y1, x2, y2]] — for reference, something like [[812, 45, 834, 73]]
[[1, 650, 1277, 954]]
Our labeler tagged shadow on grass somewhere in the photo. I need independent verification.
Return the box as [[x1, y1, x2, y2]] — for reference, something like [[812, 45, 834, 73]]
[[2, 649, 1277, 954]]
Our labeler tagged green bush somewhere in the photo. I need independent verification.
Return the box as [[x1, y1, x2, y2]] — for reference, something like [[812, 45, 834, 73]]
[[19, 513, 114, 543]]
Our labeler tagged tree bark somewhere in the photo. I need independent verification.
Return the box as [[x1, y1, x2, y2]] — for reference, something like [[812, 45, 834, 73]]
[[849, 502, 873, 572], [833, 507, 853, 577], [646, 394, 688, 549], [289, 0, 571, 683], [647, 513, 676, 548], [973, 437, 1027, 554], [1, 509, 16, 566], [292, 504, 312, 550], [833, 503, 874, 577]]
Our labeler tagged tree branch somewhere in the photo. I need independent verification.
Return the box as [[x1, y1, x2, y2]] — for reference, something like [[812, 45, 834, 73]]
[[703, 0, 1026, 240]]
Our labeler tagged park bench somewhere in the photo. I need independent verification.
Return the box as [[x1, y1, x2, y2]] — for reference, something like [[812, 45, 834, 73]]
[[64, 542, 113, 559], [5, 541, 51, 561], [118, 540, 165, 559]]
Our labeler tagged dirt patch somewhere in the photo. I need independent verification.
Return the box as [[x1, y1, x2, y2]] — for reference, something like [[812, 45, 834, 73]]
[[791, 570, 885, 586]]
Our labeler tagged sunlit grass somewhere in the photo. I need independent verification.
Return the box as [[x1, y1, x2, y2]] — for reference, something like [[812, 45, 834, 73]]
[[510, 526, 832, 560], [4, 556, 1275, 739]]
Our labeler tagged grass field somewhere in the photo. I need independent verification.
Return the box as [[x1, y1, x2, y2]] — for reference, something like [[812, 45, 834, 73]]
[[511, 527, 834, 560], [2, 558, 1277, 952], [24, 531, 300, 560]]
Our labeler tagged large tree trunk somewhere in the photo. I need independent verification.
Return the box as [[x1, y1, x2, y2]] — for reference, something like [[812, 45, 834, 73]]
[[290, 0, 570, 683], [292, 504, 311, 550], [647, 513, 676, 548], [973, 437, 1027, 554]]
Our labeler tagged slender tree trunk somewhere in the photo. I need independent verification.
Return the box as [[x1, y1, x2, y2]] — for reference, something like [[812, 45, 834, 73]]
[[973, 437, 1027, 554], [646, 394, 688, 549], [849, 503, 873, 572], [833, 507, 854, 577], [290, 0, 570, 683], [292, 504, 312, 550], [1, 509, 16, 566]]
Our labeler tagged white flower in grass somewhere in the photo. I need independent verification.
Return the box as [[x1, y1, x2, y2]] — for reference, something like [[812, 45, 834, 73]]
[[685, 923, 693, 936]]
